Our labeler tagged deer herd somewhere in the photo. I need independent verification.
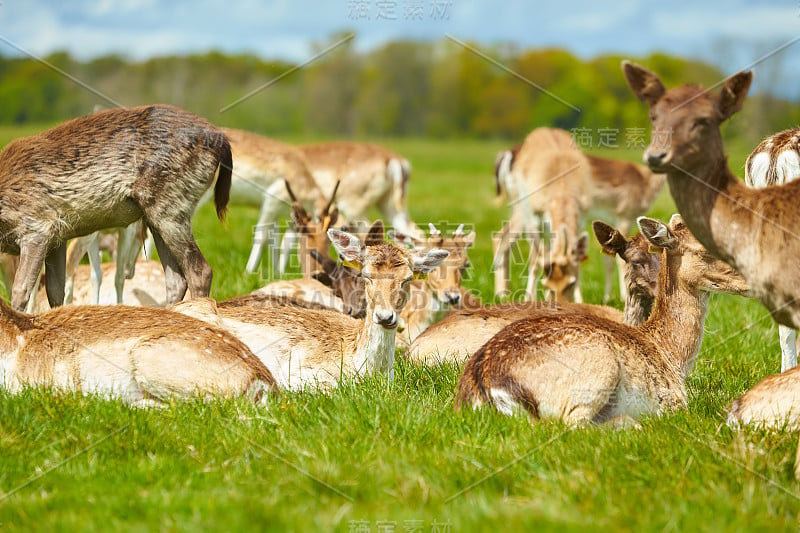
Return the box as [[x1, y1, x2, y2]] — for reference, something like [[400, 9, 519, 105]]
[[1, 61, 800, 474]]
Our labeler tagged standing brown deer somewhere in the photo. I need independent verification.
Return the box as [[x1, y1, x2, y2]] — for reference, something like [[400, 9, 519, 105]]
[[455, 215, 749, 424], [744, 129, 800, 371], [0, 104, 231, 310], [220, 128, 327, 274], [298, 141, 422, 238], [492, 128, 592, 303], [494, 140, 665, 303], [622, 61, 800, 345]]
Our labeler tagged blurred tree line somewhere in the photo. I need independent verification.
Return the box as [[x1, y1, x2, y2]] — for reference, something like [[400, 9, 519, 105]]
[[0, 33, 796, 144]]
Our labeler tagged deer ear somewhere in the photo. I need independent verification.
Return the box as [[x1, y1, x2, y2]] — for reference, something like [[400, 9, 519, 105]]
[[592, 220, 629, 258], [412, 248, 449, 274], [622, 60, 666, 106], [573, 232, 590, 262], [328, 229, 364, 266], [462, 231, 476, 246], [365, 220, 384, 246], [312, 271, 334, 287], [290, 204, 310, 232], [717, 70, 752, 120], [637, 216, 677, 251]]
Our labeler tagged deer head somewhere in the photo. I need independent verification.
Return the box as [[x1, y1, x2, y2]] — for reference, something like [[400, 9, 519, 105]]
[[286, 180, 340, 276], [637, 214, 750, 296], [622, 61, 753, 175], [392, 223, 475, 306], [329, 221, 449, 330], [538, 225, 589, 303]]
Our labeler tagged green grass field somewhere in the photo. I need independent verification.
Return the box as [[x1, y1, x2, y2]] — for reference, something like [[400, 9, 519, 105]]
[[0, 125, 797, 531]]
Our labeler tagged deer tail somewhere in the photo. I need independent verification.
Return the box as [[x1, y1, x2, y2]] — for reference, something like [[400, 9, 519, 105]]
[[214, 138, 233, 221]]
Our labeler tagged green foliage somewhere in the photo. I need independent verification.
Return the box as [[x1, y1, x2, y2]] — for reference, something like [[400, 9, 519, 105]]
[[1, 38, 794, 141], [0, 134, 797, 529]]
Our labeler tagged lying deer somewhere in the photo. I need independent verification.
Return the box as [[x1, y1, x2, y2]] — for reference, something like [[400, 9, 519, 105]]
[[494, 140, 665, 303], [171, 222, 448, 389], [0, 296, 277, 406], [455, 215, 750, 425], [0, 104, 231, 310], [491, 128, 592, 302], [622, 61, 800, 365], [744, 129, 800, 371], [727, 365, 800, 479], [407, 220, 660, 363], [298, 141, 422, 238]]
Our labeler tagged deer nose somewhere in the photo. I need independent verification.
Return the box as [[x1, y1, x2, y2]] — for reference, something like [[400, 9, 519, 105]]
[[443, 290, 461, 305], [645, 150, 668, 167], [373, 309, 398, 329]]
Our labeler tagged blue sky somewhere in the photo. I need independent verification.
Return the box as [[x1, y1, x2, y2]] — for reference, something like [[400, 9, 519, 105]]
[[2, 0, 799, 98]]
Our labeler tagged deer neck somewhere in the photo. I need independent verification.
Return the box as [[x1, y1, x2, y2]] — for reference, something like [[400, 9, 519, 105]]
[[641, 253, 708, 380], [623, 288, 653, 326], [351, 304, 397, 378], [665, 158, 748, 267]]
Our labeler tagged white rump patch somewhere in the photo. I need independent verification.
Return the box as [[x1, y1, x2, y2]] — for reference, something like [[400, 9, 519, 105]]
[[746, 152, 771, 188], [776, 150, 800, 184], [490, 388, 523, 416]]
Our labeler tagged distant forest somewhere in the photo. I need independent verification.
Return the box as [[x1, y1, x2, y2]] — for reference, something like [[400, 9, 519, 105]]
[[0, 33, 796, 143]]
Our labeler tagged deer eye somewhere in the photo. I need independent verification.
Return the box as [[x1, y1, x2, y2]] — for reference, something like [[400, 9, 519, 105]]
[[692, 118, 711, 130]]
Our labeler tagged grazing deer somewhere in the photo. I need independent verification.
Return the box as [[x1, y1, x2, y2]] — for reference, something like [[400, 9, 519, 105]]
[[494, 141, 665, 303], [455, 215, 749, 424], [0, 104, 231, 310], [745, 129, 800, 371], [251, 181, 349, 313], [407, 220, 660, 363], [299, 141, 422, 238], [0, 297, 277, 406], [392, 223, 476, 346], [220, 128, 327, 274], [622, 61, 800, 365], [170, 222, 448, 389], [491, 128, 591, 302], [727, 365, 800, 479]]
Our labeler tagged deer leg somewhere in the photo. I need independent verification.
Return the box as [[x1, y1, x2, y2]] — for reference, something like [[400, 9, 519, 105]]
[[602, 255, 615, 304], [246, 192, 283, 275], [492, 218, 513, 298], [779, 325, 797, 372], [142, 231, 156, 260], [44, 242, 68, 308], [115, 223, 141, 304], [278, 228, 298, 276], [150, 229, 189, 304], [64, 235, 88, 305], [85, 234, 102, 305], [525, 235, 541, 302], [12, 242, 48, 311], [573, 277, 584, 304]]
